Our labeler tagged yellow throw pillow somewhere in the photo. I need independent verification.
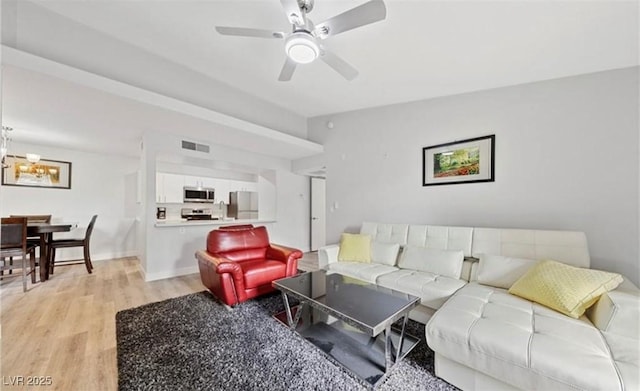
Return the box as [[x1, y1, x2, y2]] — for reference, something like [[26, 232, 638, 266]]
[[509, 260, 623, 319], [338, 233, 371, 263]]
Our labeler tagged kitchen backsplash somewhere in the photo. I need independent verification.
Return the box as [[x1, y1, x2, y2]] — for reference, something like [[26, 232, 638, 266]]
[[158, 202, 227, 220]]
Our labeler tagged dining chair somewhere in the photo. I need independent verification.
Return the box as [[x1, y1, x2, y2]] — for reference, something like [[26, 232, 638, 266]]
[[48, 215, 97, 274], [1, 217, 38, 292], [10, 214, 52, 245], [9, 214, 52, 274]]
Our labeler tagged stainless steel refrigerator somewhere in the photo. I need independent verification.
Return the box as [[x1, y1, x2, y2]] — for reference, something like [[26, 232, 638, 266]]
[[228, 191, 259, 219]]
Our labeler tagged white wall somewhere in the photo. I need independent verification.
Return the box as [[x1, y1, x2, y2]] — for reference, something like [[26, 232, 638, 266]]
[[309, 67, 640, 285], [0, 142, 139, 261]]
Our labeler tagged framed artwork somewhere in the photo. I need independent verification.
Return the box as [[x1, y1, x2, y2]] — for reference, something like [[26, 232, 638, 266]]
[[422, 135, 495, 186], [1, 156, 72, 189]]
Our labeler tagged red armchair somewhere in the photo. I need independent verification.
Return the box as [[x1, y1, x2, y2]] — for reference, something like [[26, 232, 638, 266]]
[[195, 225, 303, 306]]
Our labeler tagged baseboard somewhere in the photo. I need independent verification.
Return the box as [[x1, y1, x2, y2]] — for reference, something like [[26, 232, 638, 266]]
[[142, 265, 199, 282], [51, 249, 138, 262]]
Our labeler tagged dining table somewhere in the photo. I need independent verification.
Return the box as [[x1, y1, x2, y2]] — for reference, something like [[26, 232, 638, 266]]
[[27, 221, 77, 282]]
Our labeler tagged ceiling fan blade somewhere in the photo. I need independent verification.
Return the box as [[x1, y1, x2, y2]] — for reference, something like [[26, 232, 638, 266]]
[[278, 57, 297, 81], [280, 0, 306, 27], [215, 26, 284, 39], [314, 0, 386, 39], [320, 50, 358, 81]]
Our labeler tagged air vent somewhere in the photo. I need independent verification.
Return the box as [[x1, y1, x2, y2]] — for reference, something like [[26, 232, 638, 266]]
[[181, 140, 210, 154]]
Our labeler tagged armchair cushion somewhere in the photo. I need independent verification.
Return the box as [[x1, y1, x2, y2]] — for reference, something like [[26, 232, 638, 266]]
[[207, 225, 269, 256], [241, 259, 287, 289]]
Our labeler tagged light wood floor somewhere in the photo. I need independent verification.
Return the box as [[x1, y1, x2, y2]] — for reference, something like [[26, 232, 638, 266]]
[[0, 253, 320, 390], [1, 257, 202, 391]]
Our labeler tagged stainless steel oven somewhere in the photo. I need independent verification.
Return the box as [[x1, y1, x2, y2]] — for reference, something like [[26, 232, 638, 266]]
[[183, 186, 215, 203]]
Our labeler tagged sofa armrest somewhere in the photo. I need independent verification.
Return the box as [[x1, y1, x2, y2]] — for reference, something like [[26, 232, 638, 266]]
[[318, 244, 340, 269], [587, 278, 640, 336], [267, 243, 303, 276]]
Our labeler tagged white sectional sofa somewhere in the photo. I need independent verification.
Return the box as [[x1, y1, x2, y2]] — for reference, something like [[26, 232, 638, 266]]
[[318, 222, 640, 391]]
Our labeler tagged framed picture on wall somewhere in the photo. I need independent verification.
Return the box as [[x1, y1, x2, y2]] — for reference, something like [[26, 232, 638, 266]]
[[422, 135, 495, 186], [1, 156, 72, 189]]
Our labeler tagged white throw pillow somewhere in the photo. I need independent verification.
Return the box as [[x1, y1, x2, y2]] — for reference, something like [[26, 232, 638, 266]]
[[477, 254, 537, 289], [398, 246, 464, 279], [370, 241, 400, 266]]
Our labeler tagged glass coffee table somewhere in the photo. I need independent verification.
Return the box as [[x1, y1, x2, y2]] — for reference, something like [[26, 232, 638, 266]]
[[272, 270, 420, 388]]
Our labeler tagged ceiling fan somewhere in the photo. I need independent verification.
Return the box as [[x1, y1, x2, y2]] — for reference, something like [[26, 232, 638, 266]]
[[215, 0, 387, 81]]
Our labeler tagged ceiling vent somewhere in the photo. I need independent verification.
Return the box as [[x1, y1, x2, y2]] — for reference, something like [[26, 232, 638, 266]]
[[181, 140, 210, 153]]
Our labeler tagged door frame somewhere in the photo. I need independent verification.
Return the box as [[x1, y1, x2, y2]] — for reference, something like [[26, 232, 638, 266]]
[[310, 177, 326, 251]]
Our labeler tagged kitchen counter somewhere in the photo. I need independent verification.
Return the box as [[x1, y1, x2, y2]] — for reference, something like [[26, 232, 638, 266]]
[[154, 219, 275, 228]]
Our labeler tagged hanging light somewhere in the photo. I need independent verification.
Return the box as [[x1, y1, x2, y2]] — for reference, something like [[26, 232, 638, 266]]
[[26, 153, 41, 164], [1, 126, 12, 168]]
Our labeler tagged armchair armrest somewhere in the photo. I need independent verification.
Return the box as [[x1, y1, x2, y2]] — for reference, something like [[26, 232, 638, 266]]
[[195, 249, 225, 267], [195, 250, 247, 302], [267, 243, 303, 276], [318, 244, 340, 269]]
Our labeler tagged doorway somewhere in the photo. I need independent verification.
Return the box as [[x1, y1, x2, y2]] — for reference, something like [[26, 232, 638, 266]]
[[310, 177, 326, 251]]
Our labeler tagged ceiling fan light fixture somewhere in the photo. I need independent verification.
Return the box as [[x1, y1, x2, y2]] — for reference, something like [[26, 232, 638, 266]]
[[285, 32, 319, 64]]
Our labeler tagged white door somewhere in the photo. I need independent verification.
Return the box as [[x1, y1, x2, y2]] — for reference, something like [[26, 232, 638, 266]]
[[310, 177, 326, 251]]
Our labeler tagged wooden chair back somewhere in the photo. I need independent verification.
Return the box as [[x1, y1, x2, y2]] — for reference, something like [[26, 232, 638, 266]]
[[1, 217, 27, 251], [84, 215, 98, 243]]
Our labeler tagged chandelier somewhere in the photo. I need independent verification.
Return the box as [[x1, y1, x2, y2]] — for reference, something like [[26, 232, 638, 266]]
[[1, 126, 12, 168]]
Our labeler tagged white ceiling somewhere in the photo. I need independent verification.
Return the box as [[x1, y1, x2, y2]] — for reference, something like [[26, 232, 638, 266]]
[[29, 0, 638, 118], [2, 0, 637, 161]]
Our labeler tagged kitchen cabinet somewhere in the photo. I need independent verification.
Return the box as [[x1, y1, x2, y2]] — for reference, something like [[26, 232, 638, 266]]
[[157, 172, 259, 205], [212, 179, 230, 204], [156, 173, 184, 203], [183, 175, 205, 189]]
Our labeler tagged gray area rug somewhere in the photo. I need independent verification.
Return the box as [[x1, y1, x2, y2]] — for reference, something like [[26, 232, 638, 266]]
[[116, 291, 458, 391]]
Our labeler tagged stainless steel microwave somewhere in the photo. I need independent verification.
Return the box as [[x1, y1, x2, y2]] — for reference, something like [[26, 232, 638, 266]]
[[183, 186, 215, 203]]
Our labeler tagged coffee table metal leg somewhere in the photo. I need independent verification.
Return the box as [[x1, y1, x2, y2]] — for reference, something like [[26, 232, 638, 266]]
[[384, 315, 409, 372], [291, 302, 304, 328], [384, 324, 394, 371], [280, 292, 304, 330], [397, 314, 409, 362], [281, 292, 294, 327]]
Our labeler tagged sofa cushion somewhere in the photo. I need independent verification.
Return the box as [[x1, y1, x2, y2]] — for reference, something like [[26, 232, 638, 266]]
[[360, 222, 409, 246], [476, 253, 536, 289], [376, 270, 466, 310], [371, 241, 400, 266], [471, 228, 590, 268], [426, 283, 630, 391], [338, 233, 371, 263], [398, 246, 464, 279], [327, 262, 397, 284], [509, 260, 623, 318], [407, 225, 474, 257]]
